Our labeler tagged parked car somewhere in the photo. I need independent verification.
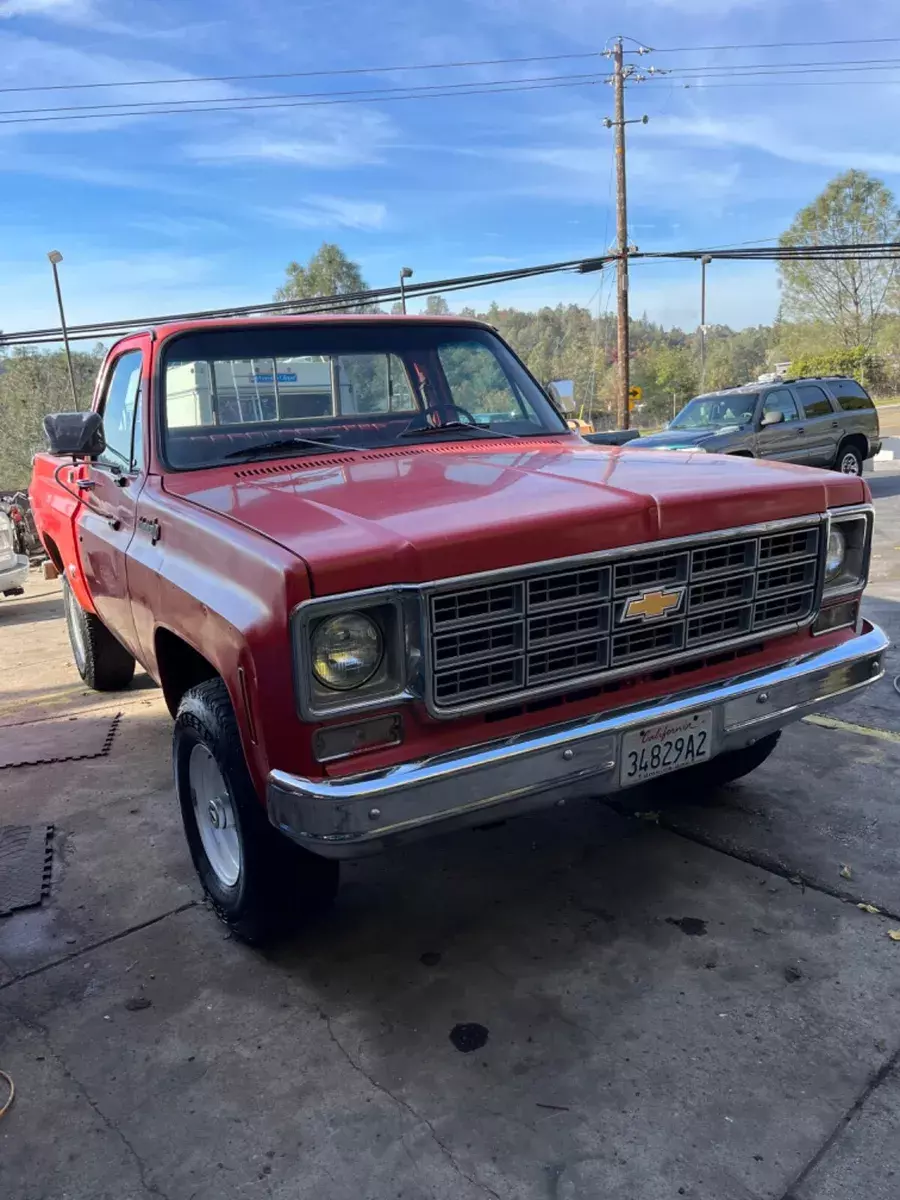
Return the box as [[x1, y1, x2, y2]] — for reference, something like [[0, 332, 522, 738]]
[[0, 509, 28, 597], [29, 317, 887, 942], [627, 376, 881, 474]]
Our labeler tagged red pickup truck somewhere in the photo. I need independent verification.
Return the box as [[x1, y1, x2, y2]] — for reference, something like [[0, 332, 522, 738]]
[[30, 315, 887, 942]]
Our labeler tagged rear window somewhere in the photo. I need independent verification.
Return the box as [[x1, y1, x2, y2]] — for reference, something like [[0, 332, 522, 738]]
[[829, 379, 875, 412]]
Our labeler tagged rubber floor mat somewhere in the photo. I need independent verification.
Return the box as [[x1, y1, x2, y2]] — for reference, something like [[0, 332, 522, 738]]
[[0, 712, 120, 769], [0, 824, 53, 915]]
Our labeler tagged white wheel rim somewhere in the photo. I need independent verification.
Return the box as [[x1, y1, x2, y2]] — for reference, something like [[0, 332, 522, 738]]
[[64, 584, 87, 671], [189, 744, 242, 887], [840, 452, 861, 475]]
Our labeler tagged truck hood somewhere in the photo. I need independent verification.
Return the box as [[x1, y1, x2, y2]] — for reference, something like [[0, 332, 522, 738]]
[[163, 440, 865, 596], [630, 429, 740, 450]]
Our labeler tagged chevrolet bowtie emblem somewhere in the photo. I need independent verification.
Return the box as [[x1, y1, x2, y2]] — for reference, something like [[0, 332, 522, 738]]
[[623, 586, 685, 622]]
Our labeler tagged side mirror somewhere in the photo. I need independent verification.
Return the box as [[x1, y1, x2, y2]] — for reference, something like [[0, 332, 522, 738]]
[[760, 409, 784, 427], [43, 411, 106, 459]]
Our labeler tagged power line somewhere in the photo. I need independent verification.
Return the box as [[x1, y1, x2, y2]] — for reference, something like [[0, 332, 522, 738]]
[[0, 51, 603, 95], [0, 74, 610, 126], [645, 36, 900, 53], [6, 242, 900, 349], [0, 70, 610, 118], [658, 54, 900, 73]]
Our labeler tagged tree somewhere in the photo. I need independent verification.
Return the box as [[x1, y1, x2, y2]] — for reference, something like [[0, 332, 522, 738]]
[[424, 294, 450, 315], [778, 170, 900, 348], [0, 345, 104, 489], [274, 242, 371, 312]]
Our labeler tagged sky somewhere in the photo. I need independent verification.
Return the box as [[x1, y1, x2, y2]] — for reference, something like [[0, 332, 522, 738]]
[[1, 0, 900, 339]]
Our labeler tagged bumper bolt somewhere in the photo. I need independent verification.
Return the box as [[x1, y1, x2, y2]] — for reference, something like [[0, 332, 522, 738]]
[[368, 807, 381, 821], [562, 748, 575, 761], [757, 691, 769, 704]]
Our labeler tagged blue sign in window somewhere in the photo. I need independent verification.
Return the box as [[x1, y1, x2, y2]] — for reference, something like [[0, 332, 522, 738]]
[[252, 372, 298, 384]]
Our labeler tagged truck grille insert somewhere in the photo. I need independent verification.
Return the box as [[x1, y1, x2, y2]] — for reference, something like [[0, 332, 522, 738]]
[[426, 520, 823, 712]]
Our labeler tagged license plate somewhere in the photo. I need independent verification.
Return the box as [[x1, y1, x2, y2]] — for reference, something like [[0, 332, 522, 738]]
[[619, 711, 713, 787]]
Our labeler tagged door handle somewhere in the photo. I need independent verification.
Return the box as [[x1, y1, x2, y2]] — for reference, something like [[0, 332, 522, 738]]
[[831, 421, 840, 429], [796, 427, 805, 434]]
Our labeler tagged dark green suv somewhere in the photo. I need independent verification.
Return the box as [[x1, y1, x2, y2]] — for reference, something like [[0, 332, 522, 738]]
[[630, 376, 881, 475]]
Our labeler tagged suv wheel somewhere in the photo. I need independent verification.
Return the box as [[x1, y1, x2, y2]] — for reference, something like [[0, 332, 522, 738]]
[[62, 577, 136, 691], [835, 444, 863, 476], [174, 677, 339, 944]]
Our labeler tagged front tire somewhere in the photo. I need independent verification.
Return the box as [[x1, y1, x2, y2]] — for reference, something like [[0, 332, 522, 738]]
[[174, 678, 338, 944], [62, 577, 136, 691], [834, 443, 863, 476]]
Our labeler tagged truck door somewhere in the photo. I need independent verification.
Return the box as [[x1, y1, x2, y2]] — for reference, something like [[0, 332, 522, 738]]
[[76, 341, 148, 659], [755, 388, 806, 464], [793, 382, 840, 468]]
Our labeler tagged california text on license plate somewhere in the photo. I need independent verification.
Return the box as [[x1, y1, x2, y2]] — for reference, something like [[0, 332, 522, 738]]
[[619, 711, 713, 786]]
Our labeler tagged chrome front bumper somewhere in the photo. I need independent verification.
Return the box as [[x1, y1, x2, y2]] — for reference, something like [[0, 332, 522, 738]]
[[268, 622, 888, 859]]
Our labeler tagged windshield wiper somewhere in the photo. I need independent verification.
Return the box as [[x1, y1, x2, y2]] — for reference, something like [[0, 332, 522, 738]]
[[224, 435, 364, 460], [398, 421, 518, 440]]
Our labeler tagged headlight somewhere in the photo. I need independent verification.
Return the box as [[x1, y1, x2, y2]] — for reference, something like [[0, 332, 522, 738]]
[[822, 509, 873, 598], [311, 612, 383, 690], [825, 527, 846, 580]]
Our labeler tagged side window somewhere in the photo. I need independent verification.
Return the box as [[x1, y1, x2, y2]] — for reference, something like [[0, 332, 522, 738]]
[[761, 389, 799, 423], [832, 380, 875, 412], [98, 350, 143, 468], [438, 341, 525, 417], [794, 383, 834, 418]]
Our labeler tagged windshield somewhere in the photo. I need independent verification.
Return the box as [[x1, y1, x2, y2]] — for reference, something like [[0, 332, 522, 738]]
[[669, 393, 758, 430], [161, 323, 569, 469]]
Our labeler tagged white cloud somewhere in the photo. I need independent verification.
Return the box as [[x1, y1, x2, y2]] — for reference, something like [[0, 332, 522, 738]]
[[260, 195, 387, 231], [0, 0, 96, 21], [183, 108, 395, 169], [0, 247, 243, 333], [646, 112, 900, 177]]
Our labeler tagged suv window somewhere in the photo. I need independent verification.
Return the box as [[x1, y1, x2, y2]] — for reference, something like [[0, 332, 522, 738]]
[[761, 389, 799, 423], [99, 350, 143, 469], [794, 383, 834, 418], [830, 379, 875, 412]]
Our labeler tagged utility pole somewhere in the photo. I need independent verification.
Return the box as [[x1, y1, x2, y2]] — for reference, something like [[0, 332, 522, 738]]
[[604, 39, 649, 430], [699, 254, 712, 392], [613, 39, 630, 430]]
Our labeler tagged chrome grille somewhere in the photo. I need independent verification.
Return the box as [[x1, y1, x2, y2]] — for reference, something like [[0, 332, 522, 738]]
[[427, 520, 823, 712]]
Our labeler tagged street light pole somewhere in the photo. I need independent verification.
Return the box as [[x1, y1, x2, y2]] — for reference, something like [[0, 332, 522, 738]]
[[47, 250, 79, 411], [399, 266, 413, 314], [700, 254, 712, 392]]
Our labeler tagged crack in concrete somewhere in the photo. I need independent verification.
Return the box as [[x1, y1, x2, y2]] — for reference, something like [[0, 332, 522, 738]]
[[0, 999, 171, 1200], [320, 1009, 502, 1200], [650, 816, 900, 923], [777, 1043, 900, 1200], [0, 900, 198, 993]]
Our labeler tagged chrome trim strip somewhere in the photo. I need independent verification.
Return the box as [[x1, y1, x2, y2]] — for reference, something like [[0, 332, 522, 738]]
[[268, 621, 888, 857]]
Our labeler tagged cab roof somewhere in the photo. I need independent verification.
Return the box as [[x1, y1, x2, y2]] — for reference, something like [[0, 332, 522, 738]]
[[141, 313, 493, 343]]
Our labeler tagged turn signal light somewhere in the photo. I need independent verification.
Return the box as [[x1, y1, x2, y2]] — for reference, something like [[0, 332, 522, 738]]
[[313, 714, 403, 763]]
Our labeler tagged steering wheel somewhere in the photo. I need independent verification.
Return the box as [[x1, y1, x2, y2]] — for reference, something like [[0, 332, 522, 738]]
[[407, 403, 479, 431]]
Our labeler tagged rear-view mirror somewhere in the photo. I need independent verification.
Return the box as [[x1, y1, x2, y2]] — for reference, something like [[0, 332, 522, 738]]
[[43, 411, 106, 458], [760, 409, 784, 427]]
